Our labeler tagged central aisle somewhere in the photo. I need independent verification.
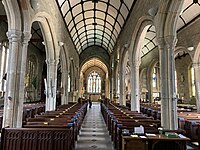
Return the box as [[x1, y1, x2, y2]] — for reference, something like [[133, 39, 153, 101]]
[[75, 102, 114, 150]]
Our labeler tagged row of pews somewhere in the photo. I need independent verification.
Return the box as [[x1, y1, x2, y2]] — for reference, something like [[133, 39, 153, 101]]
[[141, 103, 200, 147], [1, 102, 88, 150], [0, 102, 45, 130], [101, 102, 190, 150]]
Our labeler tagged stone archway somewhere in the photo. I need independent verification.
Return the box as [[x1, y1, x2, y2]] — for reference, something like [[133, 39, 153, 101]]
[[119, 47, 129, 105], [147, 60, 159, 103], [139, 68, 148, 102], [32, 13, 60, 111], [175, 47, 193, 103], [193, 42, 200, 112], [58, 42, 70, 105], [69, 58, 76, 102], [128, 16, 153, 111], [80, 58, 108, 100]]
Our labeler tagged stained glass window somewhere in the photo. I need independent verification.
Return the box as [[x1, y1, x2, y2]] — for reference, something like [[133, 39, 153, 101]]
[[152, 67, 157, 88], [87, 71, 101, 93]]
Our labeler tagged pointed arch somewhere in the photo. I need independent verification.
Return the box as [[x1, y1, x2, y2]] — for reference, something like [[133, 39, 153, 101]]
[[32, 12, 60, 61], [128, 15, 153, 111], [2, 0, 21, 31], [129, 16, 153, 65], [191, 41, 200, 112], [175, 46, 192, 58]]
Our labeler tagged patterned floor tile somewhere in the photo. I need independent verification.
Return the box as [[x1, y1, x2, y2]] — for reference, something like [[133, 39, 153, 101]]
[[75, 102, 114, 150]]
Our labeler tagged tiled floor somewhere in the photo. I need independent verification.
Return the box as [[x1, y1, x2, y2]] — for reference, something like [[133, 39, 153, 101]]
[[187, 142, 200, 150], [75, 102, 114, 150], [75, 102, 199, 150]]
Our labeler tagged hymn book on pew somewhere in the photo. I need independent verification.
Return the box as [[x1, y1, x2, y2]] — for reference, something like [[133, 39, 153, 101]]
[[133, 125, 144, 135]]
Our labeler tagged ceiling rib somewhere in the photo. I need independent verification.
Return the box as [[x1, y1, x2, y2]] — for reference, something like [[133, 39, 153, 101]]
[[57, 0, 135, 53]]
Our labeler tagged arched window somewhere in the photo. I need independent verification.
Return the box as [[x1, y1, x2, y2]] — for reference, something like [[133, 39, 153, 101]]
[[87, 71, 101, 93], [0, 42, 9, 92], [25, 55, 37, 102], [117, 75, 120, 97], [152, 67, 157, 88], [191, 66, 196, 96], [175, 70, 178, 95], [152, 64, 160, 89], [68, 74, 71, 92]]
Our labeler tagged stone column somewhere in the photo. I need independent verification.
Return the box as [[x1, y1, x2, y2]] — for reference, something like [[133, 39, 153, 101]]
[[72, 77, 76, 102], [3, 30, 22, 128], [112, 66, 117, 103], [105, 74, 109, 98], [119, 61, 126, 106], [166, 36, 178, 129], [157, 36, 178, 129], [193, 63, 200, 113], [45, 59, 58, 111], [130, 61, 140, 112], [147, 69, 153, 103], [110, 69, 113, 101], [61, 70, 69, 105], [157, 37, 170, 129], [17, 32, 31, 127]]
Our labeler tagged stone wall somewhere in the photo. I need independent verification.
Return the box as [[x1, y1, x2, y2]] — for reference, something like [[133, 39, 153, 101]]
[[175, 54, 192, 102]]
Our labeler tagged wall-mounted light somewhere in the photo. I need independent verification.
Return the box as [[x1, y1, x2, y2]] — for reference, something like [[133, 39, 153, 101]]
[[58, 41, 64, 46], [124, 43, 129, 48], [148, 7, 158, 16], [187, 46, 194, 51], [30, 0, 39, 10], [42, 41, 45, 45]]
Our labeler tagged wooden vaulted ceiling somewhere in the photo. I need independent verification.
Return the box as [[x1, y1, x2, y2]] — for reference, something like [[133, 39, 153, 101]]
[[0, 0, 199, 58], [57, 0, 136, 53], [177, 0, 200, 31], [141, 0, 200, 57]]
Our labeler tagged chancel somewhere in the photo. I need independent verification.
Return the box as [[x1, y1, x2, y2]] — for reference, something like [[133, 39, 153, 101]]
[[0, 0, 200, 150]]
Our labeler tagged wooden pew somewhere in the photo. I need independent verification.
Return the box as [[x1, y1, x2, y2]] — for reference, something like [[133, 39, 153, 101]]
[[116, 125, 159, 150], [22, 102, 88, 147], [141, 103, 200, 143], [100, 102, 162, 150], [122, 134, 190, 150], [1, 128, 73, 150]]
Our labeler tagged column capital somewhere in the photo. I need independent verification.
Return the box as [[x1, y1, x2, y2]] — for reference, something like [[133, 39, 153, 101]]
[[132, 60, 140, 69], [193, 62, 200, 69], [45, 59, 59, 65], [165, 35, 177, 50], [22, 32, 32, 44], [6, 30, 22, 42], [156, 37, 165, 49]]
